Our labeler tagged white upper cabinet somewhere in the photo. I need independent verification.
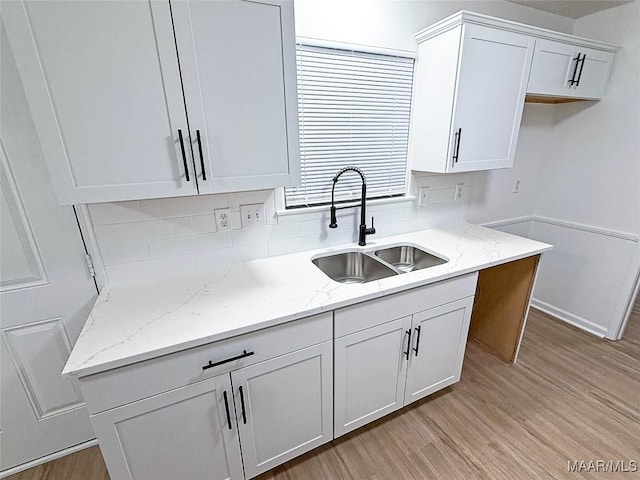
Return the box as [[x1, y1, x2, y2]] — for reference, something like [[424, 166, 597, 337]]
[[409, 11, 619, 174], [527, 39, 616, 100], [3, 0, 196, 204], [171, 0, 300, 194], [4, 0, 299, 205], [410, 19, 534, 173]]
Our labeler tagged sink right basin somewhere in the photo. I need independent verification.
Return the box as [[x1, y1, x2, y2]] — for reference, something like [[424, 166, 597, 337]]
[[373, 245, 447, 273]]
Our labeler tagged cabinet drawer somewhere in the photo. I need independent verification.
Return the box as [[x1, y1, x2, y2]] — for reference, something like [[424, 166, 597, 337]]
[[79, 312, 332, 414], [335, 273, 478, 337]]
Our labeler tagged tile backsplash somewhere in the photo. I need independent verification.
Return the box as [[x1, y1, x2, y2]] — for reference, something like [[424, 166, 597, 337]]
[[88, 173, 475, 284]]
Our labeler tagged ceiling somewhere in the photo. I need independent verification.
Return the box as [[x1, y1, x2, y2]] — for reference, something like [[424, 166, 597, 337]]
[[506, 0, 634, 18]]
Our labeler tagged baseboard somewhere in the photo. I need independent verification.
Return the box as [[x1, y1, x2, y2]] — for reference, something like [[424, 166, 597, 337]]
[[530, 298, 607, 338], [0, 439, 97, 478]]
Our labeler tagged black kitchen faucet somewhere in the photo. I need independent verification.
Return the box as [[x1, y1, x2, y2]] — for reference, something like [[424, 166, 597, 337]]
[[329, 166, 376, 246]]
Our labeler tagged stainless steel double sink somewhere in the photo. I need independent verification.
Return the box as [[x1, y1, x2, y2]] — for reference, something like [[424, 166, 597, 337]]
[[312, 245, 447, 284]]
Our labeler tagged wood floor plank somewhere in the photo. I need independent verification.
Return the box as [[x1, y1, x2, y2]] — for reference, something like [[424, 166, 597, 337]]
[[7, 299, 640, 480]]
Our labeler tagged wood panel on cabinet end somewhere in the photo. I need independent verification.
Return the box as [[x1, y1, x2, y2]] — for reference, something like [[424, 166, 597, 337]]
[[524, 94, 585, 104], [469, 255, 540, 362]]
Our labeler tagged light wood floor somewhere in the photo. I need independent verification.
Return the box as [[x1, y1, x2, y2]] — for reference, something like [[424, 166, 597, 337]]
[[8, 302, 640, 480]]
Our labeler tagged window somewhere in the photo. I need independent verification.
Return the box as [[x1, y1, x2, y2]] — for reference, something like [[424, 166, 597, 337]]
[[284, 43, 415, 208]]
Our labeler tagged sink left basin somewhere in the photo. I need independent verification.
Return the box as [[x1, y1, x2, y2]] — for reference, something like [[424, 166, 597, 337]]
[[312, 251, 398, 284]]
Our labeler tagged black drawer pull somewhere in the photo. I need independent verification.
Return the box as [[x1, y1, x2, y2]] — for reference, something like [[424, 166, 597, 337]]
[[196, 129, 206, 181], [178, 129, 190, 181], [575, 54, 587, 87], [223, 391, 232, 430], [202, 350, 254, 371], [568, 54, 581, 86], [413, 325, 422, 356], [452, 128, 462, 164], [403, 329, 412, 360], [239, 386, 247, 424]]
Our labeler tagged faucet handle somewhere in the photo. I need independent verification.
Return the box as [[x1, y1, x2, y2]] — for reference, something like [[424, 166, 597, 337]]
[[329, 205, 338, 228], [366, 216, 376, 235]]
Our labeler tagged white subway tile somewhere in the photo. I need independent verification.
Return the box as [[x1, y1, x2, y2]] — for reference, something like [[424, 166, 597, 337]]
[[148, 231, 232, 258], [230, 210, 242, 230], [105, 255, 196, 284], [446, 200, 470, 224], [420, 202, 449, 229], [94, 217, 193, 243], [427, 188, 456, 204], [328, 228, 358, 246], [138, 194, 228, 220], [188, 214, 217, 233], [100, 241, 150, 266], [268, 235, 328, 257], [195, 243, 269, 269], [231, 224, 299, 246], [88, 201, 141, 225], [375, 219, 423, 237], [228, 190, 273, 211]]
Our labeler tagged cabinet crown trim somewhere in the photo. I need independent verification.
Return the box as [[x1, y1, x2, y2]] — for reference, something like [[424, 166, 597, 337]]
[[414, 10, 620, 52]]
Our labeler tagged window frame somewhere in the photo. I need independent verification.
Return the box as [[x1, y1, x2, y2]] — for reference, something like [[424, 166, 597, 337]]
[[278, 38, 417, 214]]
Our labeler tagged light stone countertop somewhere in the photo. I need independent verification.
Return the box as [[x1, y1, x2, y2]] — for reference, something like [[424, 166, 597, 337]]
[[63, 223, 552, 378]]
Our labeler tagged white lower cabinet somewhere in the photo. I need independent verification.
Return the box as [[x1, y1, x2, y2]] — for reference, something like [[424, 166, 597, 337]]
[[91, 374, 244, 480], [404, 297, 474, 405], [232, 342, 333, 478], [334, 275, 477, 437], [84, 275, 479, 478], [84, 314, 333, 480], [334, 317, 412, 437], [90, 342, 333, 480]]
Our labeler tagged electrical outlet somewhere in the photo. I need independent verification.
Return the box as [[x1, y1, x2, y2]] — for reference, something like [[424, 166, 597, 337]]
[[455, 183, 464, 201], [215, 208, 232, 231], [419, 187, 429, 206], [240, 204, 266, 228], [512, 179, 521, 194]]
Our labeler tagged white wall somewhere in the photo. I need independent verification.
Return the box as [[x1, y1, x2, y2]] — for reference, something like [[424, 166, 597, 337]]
[[294, 0, 573, 51], [527, 1, 639, 338]]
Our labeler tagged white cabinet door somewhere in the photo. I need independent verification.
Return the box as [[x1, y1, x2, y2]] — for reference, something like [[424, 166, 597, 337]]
[[527, 39, 615, 100], [232, 342, 332, 479], [449, 24, 534, 172], [572, 47, 616, 99], [3, 1, 197, 204], [404, 297, 473, 406], [172, 0, 300, 194], [527, 39, 579, 97], [90, 375, 244, 480], [334, 317, 411, 437]]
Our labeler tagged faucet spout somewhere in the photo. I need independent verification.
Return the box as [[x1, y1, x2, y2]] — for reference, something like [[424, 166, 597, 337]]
[[328, 166, 376, 246]]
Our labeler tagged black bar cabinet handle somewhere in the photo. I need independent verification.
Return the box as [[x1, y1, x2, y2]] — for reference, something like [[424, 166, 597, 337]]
[[413, 325, 422, 356], [403, 329, 412, 360], [575, 54, 587, 87], [223, 391, 232, 430], [202, 350, 255, 371], [239, 386, 247, 424], [178, 129, 190, 181], [196, 130, 206, 181], [452, 128, 462, 164], [568, 54, 581, 86]]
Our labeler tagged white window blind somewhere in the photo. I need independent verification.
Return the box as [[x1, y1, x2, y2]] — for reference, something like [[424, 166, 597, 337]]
[[285, 43, 415, 208]]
